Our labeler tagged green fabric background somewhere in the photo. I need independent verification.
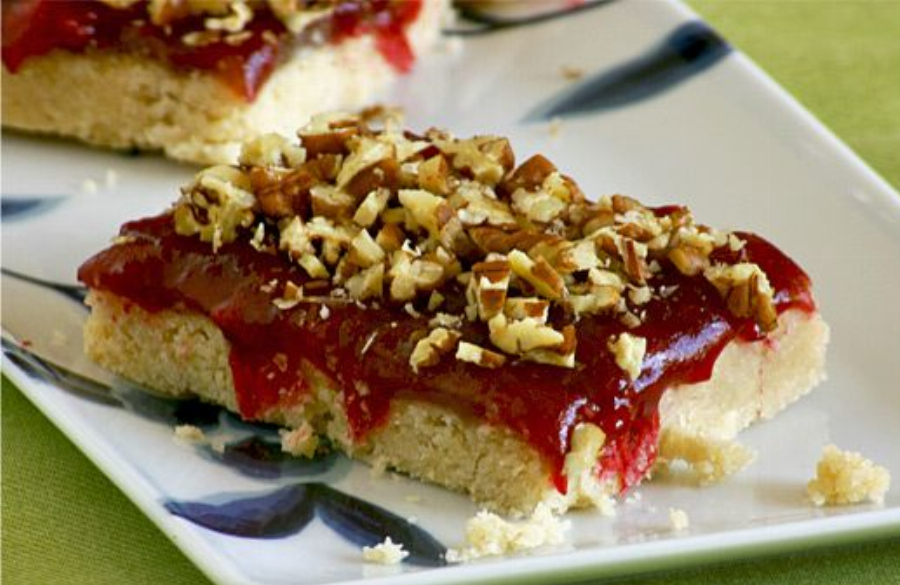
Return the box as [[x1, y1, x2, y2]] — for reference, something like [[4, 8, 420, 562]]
[[3, 1, 899, 583]]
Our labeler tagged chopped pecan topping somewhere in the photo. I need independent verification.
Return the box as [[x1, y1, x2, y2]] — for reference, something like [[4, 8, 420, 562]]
[[508, 250, 566, 300], [105, 0, 340, 36], [704, 263, 778, 332], [171, 111, 785, 372], [456, 341, 507, 369], [410, 327, 462, 373], [471, 258, 511, 320], [501, 154, 557, 194], [608, 332, 646, 381], [667, 245, 708, 277], [174, 165, 255, 251]]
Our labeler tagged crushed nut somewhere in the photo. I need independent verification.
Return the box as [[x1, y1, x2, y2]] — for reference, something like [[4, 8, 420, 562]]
[[508, 250, 566, 300], [171, 113, 786, 372], [409, 328, 462, 373], [608, 332, 646, 381], [456, 341, 506, 369], [174, 165, 256, 251], [471, 258, 511, 320], [704, 263, 778, 332]]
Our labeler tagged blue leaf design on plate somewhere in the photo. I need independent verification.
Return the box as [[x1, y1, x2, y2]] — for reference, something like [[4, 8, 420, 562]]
[[446, 0, 615, 36], [166, 484, 316, 539], [1, 197, 64, 221], [527, 21, 731, 120], [4, 270, 443, 563], [1, 268, 88, 304], [170, 399, 223, 427], [2, 337, 121, 406], [167, 483, 447, 566], [313, 484, 447, 567], [1, 333, 227, 426], [111, 382, 223, 427], [208, 436, 339, 479]]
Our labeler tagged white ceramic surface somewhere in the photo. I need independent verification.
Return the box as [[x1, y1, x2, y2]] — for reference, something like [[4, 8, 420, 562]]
[[3, 1, 899, 584]]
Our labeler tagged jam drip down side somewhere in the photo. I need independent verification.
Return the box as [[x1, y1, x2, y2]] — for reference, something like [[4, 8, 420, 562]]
[[1, 0, 423, 101], [78, 214, 814, 493]]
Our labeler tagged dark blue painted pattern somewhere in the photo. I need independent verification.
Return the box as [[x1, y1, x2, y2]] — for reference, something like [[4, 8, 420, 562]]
[[446, 0, 615, 36], [2, 268, 88, 304], [2, 337, 120, 406], [166, 483, 448, 566], [1, 334, 226, 424], [167, 484, 317, 539], [314, 483, 447, 566], [1, 197, 64, 221], [528, 21, 731, 120], [4, 270, 446, 563], [112, 382, 223, 427], [2, 335, 337, 473], [208, 436, 341, 479]]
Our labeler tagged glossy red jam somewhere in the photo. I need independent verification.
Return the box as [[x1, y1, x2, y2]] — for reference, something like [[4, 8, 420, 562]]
[[78, 214, 815, 492], [2, 0, 423, 101]]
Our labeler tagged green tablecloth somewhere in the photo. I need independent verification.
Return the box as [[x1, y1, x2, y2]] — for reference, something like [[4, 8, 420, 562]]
[[3, 2, 899, 583]]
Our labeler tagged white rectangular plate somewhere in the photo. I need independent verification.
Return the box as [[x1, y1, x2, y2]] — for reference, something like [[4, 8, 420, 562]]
[[3, 1, 899, 584]]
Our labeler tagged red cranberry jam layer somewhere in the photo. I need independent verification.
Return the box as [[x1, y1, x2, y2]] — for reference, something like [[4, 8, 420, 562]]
[[2, 0, 423, 100], [78, 112, 816, 492]]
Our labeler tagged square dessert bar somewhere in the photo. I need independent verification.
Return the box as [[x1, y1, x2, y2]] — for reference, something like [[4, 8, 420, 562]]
[[78, 112, 828, 515], [2, 0, 446, 164]]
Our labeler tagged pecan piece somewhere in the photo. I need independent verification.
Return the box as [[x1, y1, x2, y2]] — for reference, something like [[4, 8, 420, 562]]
[[471, 258, 512, 320], [410, 327, 462, 373], [252, 166, 314, 218], [667, 245, 709, 276], [456, 341, 506, 369], [500, 154, 557, 195], [509, 250, 567, 300], [345, 158, 401, 199], [299, 126, 358, 158]]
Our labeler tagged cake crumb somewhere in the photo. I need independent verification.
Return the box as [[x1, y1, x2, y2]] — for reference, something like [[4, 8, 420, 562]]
[[50, 330, 69, 347], [807, 445, 891, 506], [668, 507, 690, 531], [369, 457, 389, 478], [111, 235, 137, 246], [657, 428, 756, 484], [174, 424, 205, 442], [548, 117, 563, 138], [249, 223, 266, 251], [81, 178, 99, 195], [105, 168, 119, 188], [560, 65, 585, 81], [608, 332, 646, 382], [362, 537, 409, 565], [557, 423, 616, 514], [279, 423, 319, 458], [446, 503, 570, 562]]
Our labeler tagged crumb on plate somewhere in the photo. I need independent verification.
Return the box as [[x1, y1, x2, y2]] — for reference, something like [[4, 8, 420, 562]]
[[362, 536, 409, 565], [668, 507, 690, 531], [446, 503, 570, 563], [173, 424, 205, 442], [657, 428, 756, 485], [807, 444, 890, 506]]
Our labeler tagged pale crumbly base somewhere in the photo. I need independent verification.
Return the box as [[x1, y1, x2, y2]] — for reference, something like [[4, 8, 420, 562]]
[[83, 289, 829, 516], [806, 444, 891, 506], [657, 305, 830, 483], [1, 0, 446, 165]]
